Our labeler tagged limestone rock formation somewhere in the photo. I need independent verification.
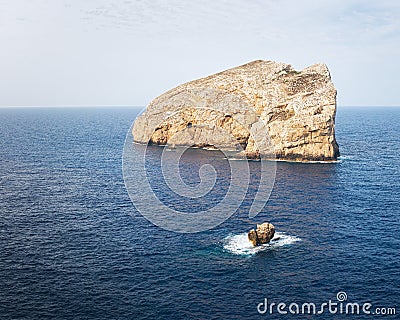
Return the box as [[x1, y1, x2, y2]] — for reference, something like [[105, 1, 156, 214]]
[[132, 60, 339, 161], [248, 222, 276, 246]]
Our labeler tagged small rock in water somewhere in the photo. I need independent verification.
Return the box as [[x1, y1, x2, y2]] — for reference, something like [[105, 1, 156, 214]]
[[248, 222, 275, 246]]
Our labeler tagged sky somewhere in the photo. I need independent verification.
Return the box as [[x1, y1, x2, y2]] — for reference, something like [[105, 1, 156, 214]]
[[0, 0, 399, 107]]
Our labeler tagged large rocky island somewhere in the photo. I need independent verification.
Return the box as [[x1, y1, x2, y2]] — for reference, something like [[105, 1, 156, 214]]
[[132, 60, 339, 161]]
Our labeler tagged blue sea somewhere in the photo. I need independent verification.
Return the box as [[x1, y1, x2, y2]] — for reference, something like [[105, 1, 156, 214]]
[[0, 107, 399, 319]]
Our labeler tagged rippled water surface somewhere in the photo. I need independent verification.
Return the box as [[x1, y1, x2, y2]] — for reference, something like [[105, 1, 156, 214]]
[[0, 107, 399, 319]]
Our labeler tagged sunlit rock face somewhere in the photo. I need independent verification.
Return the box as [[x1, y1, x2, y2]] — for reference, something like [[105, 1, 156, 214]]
[[132, 60, 339, 161], [248, 222, 276, 246]]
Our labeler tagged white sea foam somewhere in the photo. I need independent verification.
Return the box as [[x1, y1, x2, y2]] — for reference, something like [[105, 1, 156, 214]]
[[225, 157, 340, 163], [337, 155, 355, 161], [202, 147, 219, 151], [223, 232, 301, 255]]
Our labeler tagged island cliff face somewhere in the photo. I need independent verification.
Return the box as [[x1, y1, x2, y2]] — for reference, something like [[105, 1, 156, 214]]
[[132, 60, 340, 161]]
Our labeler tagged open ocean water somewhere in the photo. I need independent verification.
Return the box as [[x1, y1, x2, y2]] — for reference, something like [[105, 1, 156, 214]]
[[0, 106, 399, 319]]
